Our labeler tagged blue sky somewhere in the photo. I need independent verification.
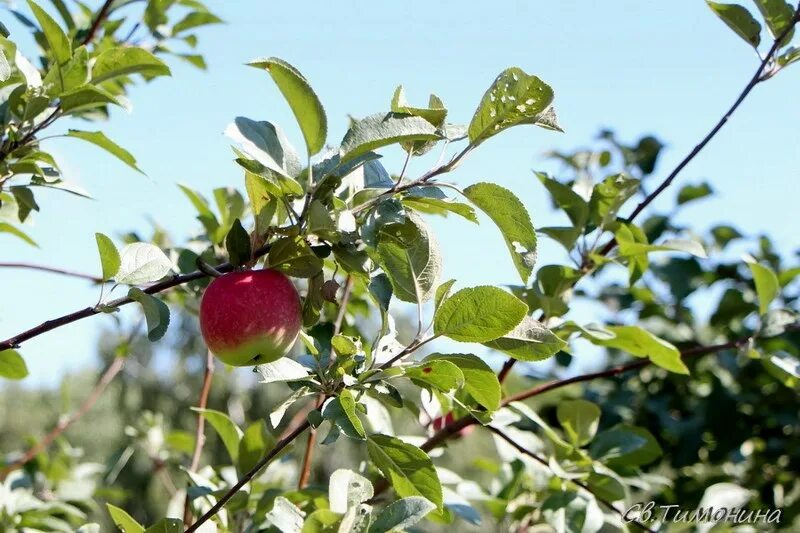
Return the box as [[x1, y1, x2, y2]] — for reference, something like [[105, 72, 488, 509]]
[[2, 1, 799, 386]]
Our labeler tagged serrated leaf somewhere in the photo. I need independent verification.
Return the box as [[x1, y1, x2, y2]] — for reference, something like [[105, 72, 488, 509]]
[[191, 408, 243, 464], [464, 182, 537, 283], [374, 211, 441, 303], [323, 390, 366, 440], [106, 503, 145, 533], [424, 353, 500, 411], [268, 236, 324, 278], [483, 316, 566, 361], [60, 85, 121, 113], [67, 130, 142, 173], [468, 67, 555, 144], [226, 117, 302, 178], [434, 286, 527, 343], [405, 359, 464, 392], [707, 1, 762, 47], [340, 112, 439, 163], [28, 0, 71, 65], [128, 288, 170, 341], [367, 434, 443, 511], [91, 47, 170, 83], [256, 357, 311, 384], [0, 349, 28, 380], [754, 0, 795, 41], [116, 243, 172, 285], [369, 497, 435, 533], [250, 57, 327, 156]]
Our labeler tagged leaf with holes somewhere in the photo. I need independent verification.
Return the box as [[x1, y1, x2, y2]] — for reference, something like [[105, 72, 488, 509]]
[[464, 182, 537, 283]]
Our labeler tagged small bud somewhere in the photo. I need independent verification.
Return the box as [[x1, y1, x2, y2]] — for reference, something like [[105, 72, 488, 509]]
[[322, 279, 340, 302]]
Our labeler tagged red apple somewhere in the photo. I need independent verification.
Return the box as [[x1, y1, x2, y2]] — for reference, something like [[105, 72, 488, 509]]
[[200, 269, 302, 366], [429, 412, 475, 437]]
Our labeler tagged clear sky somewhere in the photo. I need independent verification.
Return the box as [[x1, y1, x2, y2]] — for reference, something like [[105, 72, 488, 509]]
[[2, 1, 799, 386]]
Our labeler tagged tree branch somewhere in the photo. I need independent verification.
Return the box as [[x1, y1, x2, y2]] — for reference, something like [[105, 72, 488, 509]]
[[489, 427, 656, 533], [0, 262, 102, 283], [0, 243, 272, 352], [185, 420, 312, 533], [595, 5, 800, 258], [183, 350, 215, 527], [81, 0, 116, 46], [0, 356, 125, 480]]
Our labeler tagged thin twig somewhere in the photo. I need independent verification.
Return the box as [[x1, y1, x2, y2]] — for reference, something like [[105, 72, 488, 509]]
[[297, 395, 325, 489], [333, 276, 354, 334], [183, 350, 215, 526], [0, 262, 103, 283], [0, 356, 125, 480], [0, 243, 272, 352], [185, 420, 312, 533], [81, 0, 116, 46], [595, 5, 800, 259], [489, 427, 656, 533]]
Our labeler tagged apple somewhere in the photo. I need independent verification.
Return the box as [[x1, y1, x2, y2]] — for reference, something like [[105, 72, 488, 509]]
[[429, 412, 475, 437], [199, 269, 302, 366]]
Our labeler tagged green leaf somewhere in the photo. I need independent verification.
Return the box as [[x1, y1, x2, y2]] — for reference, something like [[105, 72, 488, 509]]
[[434, 286, 527, 343], [172, 11, 223, 34], [369, 497, 435, 533], [323, 390, 366, 440], [249, 57, 327, 156], [434, 279, 456, 311], [424, 353, 501, 411], [226, 117, 302, 178], [754, 0, 795, 41], [535, 171, 589, 228], [0, 350, 29, 380], [28, 0, 72, 65], [676, 182, 713, 205], [11, 186, 39, 222], [268, 236, 324, 278], [106, 503, 145, 533], [589, 424, 663, 467], [374, 211, 442, 303], [391, 86, 447, 126], [366, 434, 443, 511], [191, 408, 244, 463], [225, 218, 251, 267], [67, 130, 142, 173], [464, 182, 537, 283], [301, 509, 341, 533], [591, 325, 689, 374], [405, 359, 464, 392], [557, 399, 601, 446], [707, 1, 762, 47], [467, 67, 555, 144], [0, 49, 10, 82], [0, 222, 38, 247], [60, 85, 121, 113], [340, 112, 440, 163], [116, 243, 172, 285], [747, 259, 780, 315], [401, 196, 478, 223], [238, 419, 274, 474], [143, 519, 183, 533], [588, 173, 639, 228], [483, 316, 566, 362], [331, 334, 358, 357], [127, 288, 170, 341], [92, 47, 170, 83]]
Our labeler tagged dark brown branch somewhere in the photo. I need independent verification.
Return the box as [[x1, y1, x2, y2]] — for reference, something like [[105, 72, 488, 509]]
[[0, 262, 102, 283], [185, 420, 312, 533], [81, 0, 116, 46], [0, 243, 271, 352], [0, 356, 125, 480], [596, 5, 800, 258], [183, 350, 215, 527], [489, 427, 656, 533]]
